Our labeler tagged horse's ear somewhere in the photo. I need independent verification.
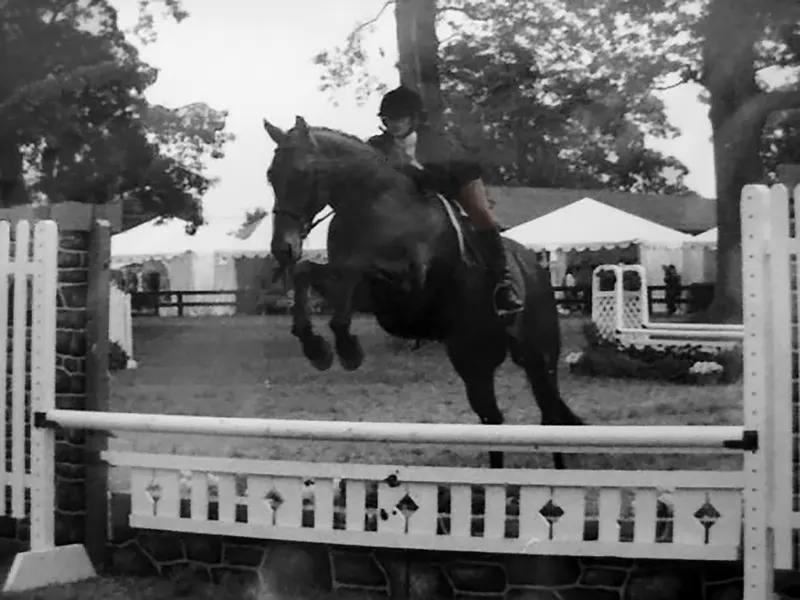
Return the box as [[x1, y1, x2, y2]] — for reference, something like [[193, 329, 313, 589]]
[[293, 116, 317, 149], [263, 118, 287, 145], [294, 116, 309, 132]]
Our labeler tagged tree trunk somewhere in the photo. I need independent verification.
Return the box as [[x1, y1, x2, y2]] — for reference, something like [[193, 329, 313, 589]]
[[394, 0, 443, 129], [699, 0, 762, 323], [0, 140, 29, 208]]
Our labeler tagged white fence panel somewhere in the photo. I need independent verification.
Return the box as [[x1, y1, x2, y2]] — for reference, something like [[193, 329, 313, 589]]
[[109, 283, 136, 369]]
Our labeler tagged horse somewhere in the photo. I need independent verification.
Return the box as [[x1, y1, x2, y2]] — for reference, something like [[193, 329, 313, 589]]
[[262, 115, 584, 469]]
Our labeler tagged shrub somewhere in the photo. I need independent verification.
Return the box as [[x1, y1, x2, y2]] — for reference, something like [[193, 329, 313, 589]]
[[568, 325, 742, 385], [109, 340, 129, 371]]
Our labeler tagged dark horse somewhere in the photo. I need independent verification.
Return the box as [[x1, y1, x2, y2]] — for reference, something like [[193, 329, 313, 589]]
[[263, 116, 584, 469]]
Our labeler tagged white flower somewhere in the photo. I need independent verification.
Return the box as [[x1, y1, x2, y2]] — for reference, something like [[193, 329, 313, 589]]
[[565, 351, 583, 366], [689, 361, 723, 375]]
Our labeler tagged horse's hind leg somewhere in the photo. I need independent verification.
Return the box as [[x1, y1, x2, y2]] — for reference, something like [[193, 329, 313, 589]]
[[328, 266, 365, 371], [446, 340, 506, 469], [291, 262, 334, 371], [510, 343, 583, 469]]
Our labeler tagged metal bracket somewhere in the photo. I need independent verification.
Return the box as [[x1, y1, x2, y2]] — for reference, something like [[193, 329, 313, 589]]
[[723, 429, 759, 452], [33, 411, 57, 429]]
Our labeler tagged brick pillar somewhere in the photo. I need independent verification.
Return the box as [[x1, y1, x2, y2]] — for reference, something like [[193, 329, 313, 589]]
[[53, 230, 91, 547]]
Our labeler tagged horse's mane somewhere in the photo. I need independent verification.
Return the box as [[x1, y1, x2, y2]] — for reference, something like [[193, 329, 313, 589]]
[[289, 125, 409, 191], [291, 125, 380, 159]]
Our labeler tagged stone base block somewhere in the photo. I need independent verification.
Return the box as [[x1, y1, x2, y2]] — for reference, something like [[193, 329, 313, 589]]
[[2, 543, 97, 593]]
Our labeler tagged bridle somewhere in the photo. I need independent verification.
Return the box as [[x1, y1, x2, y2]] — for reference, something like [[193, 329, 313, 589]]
[[271, 206, 333, 240], [269, 203, 334, 284]]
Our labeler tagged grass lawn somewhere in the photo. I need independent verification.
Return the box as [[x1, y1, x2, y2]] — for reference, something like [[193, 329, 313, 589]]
[[104, 314, 742, 479], [5, 313, 744, 600]]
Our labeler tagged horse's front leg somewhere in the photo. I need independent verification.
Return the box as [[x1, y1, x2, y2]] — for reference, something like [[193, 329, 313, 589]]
[[290, 261, 334, 371], [328, 266, 365, 371]]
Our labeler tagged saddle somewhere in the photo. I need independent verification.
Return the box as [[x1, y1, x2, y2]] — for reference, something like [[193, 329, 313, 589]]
[[398, 164, 475, 265]]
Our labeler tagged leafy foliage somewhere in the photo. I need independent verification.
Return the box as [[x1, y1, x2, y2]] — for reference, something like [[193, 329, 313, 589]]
[[242, 207, 269, 227], [438, 35, 690, 192], [0, 0, 234, 228], [108, 340, 130, 372]]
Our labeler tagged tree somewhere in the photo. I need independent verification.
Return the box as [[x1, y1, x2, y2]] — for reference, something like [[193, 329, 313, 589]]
[[438, 35, 690, 192], [698, 0, 800, 321], [0, 0, 234, 229], [395, 0, 443, 127]]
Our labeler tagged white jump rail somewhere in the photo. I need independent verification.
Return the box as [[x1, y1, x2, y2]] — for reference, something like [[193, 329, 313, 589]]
[[643, 323, 744, 332], [35, 409, 748, 453], [616, 326, 744, 340]]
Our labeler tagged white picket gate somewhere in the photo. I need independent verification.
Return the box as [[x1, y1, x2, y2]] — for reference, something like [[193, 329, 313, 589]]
[[3, 184, 799, 599]]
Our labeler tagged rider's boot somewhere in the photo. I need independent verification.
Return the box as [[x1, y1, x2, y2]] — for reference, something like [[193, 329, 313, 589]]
[[475, 228, 524, 316]]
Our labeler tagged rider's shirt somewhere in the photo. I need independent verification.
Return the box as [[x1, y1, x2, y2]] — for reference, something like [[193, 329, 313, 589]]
[[367, 125, 483, 197], [399, 131, 423, 168]]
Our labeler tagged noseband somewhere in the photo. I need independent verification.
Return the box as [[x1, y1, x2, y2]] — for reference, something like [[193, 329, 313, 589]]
[[272, 206, 333, 239]]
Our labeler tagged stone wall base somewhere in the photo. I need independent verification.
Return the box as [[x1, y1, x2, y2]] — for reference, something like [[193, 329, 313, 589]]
[[107, 493, 744, 600]]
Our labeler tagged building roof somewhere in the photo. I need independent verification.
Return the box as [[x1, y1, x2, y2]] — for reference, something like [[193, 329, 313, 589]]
[[486, 186, 716, 235]]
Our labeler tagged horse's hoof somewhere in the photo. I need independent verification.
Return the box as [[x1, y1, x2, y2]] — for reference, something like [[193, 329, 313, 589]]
[[336, 335, 364, 371], [301, 335, 334, 371]]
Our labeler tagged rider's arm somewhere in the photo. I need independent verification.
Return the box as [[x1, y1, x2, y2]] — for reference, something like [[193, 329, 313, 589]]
[[435, 131, 484, 187]]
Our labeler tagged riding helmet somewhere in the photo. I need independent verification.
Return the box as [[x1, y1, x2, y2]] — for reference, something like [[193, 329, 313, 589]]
[[378, 86, 424, 120]]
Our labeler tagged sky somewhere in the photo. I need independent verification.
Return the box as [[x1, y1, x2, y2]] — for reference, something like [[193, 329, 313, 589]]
[[114, 0, 716, 227]]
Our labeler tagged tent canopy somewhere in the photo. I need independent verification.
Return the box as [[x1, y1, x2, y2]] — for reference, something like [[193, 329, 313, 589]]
[[692, 227, 718, 243], [111, 218, 246, 266], [501, 197, 692, 251]]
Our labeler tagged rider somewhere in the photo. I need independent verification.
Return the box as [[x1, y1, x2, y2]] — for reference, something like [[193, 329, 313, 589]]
[[366, 85, 524, 316]]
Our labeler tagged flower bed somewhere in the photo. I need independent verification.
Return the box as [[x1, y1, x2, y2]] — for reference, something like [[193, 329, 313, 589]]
[[566, 323, 742, 385]]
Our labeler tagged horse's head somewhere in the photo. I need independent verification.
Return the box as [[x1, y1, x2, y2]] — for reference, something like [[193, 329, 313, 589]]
[[263, 116, 328, 267]]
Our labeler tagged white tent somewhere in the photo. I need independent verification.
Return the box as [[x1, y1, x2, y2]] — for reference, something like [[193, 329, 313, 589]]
[[693, 227, 718, 243], [681, 227, 718, 284], [502, 197, 692, 249], [502, 198, 692, 284], [111, 218, 249, 315]]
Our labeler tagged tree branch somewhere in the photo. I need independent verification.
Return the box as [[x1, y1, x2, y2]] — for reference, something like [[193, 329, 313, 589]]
[[347, 0, 394, 43], [653, 66, 701, 91], [438, 4, 494, 22], [654, 79, 688, 91]]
